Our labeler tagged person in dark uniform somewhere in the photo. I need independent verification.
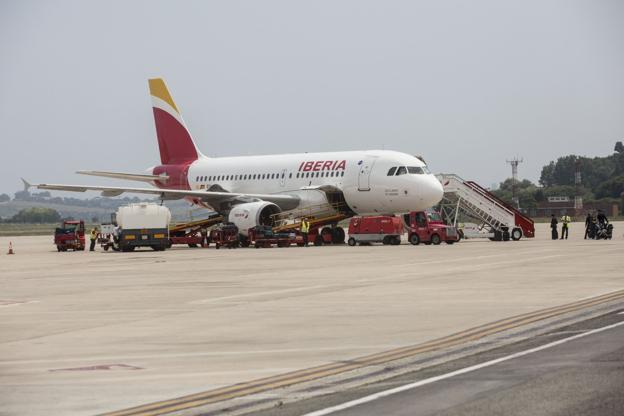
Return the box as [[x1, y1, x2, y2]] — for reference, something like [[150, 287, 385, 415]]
[[550, 214, 558, 240], [584, 212, 592, 239], [597, 210, 608, 226]]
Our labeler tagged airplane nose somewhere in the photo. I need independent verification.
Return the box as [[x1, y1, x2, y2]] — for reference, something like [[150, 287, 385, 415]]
[[425, 176, 444, 207]]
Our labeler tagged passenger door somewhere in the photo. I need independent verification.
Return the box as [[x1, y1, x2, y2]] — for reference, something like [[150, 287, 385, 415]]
[[358, 158, 376, 191], [280, 168, 287, 187]]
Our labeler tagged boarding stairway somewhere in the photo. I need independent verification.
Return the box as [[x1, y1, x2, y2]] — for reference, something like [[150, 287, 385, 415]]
[[436, 174, 535, 239]]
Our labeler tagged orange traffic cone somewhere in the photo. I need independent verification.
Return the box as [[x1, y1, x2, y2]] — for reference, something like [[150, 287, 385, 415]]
[[7, 241, 14, 255]]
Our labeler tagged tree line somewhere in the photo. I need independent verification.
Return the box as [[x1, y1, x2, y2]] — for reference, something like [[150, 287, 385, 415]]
[[493, 141, 624, 211]]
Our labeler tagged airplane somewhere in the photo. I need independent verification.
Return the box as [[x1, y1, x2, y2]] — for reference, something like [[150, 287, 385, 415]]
[[26, 78, 444, 239]]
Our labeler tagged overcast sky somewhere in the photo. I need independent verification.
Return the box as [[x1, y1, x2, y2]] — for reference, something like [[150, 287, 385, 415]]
[[1, 0, 623, 195]]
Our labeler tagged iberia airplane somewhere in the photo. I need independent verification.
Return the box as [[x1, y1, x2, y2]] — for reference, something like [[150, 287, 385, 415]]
[[26, 78, 443, 236]]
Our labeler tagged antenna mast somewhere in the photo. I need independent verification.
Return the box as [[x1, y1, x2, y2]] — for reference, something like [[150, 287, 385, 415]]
[[506, 157, 523, 209]]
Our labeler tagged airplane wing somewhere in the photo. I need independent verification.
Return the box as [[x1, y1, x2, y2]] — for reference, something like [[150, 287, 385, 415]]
[[76, 170, 169, 183], [23, 179, 300, 211]]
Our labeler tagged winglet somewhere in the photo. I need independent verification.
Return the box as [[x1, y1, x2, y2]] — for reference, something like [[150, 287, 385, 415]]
[[21, 178, 32, 192]]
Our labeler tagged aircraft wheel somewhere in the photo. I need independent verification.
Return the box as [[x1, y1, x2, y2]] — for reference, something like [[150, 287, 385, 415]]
[[321, 227, 333, 244]]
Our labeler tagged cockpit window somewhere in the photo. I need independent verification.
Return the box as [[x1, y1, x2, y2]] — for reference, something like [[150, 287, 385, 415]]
[[395, 166, 407, 176], [387, 167, 397, 176], [407, 166, 424, 174], [422, 166, 431, 174]]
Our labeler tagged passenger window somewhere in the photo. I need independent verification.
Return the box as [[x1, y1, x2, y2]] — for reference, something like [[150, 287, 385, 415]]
[[396, 167, 407, 176], [306, 172, 310, 178], [341, 171, 345, 177], [288, 173, 292, 178], [387, 167, 397, 176]]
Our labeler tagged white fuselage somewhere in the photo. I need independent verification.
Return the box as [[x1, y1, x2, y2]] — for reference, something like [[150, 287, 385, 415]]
[[186, 150, 444, 215]]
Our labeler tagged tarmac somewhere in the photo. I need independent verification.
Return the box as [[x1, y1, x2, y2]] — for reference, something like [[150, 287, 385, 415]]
[[0, 221, 622, 415]]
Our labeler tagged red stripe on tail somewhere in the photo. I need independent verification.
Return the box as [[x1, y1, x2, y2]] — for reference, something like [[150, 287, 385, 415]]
[[153, 108, 198, 165]]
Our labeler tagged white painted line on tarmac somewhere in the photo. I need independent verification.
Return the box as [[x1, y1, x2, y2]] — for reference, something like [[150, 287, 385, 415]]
[[0, 300, 39, 308], [189, 284, 333, 305], [301, 320, 624, 416], [618, 311, 624, 315]]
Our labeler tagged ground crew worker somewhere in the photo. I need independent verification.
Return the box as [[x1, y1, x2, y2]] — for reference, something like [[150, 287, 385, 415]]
[[597, 210, 608, 226], [550, 214, 558, 240], [89, 227, 98, 251], [301, 217, 310, 247], [560, 213, 571, 240], [584, 212, 592, 239]]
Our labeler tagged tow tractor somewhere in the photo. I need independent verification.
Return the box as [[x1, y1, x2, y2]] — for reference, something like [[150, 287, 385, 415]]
[[54, 220, 85, 251], [403, 210, 460, 245]]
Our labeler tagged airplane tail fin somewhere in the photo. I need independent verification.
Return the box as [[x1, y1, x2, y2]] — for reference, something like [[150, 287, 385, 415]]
[[148, 78, 203, 165]]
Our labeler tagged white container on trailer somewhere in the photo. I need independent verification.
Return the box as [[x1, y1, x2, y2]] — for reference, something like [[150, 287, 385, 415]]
[[116, 203, 171, 230]]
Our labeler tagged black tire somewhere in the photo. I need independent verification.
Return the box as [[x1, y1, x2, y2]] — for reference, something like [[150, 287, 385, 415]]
[[314, 234, 323, 246], [511, 228, 522, 241], [57, 246, 62, 252], [490, 230, 503, 241], [348, 237, 356, 246], [409, 234, 420, 245], [391, 236, 400, 245], [188, 243, 198, 248], [103, 245, 110, 251], [382, 236, 392, 245], [445, 240, 455, 244], [333, 227, 346, 244], [502, 231, 510, 241], [215, 243, 220, 249], [431, 234, 441, 245]]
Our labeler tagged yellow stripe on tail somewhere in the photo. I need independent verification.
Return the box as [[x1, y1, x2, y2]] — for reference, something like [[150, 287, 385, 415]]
[[148, 78, 179, 114]]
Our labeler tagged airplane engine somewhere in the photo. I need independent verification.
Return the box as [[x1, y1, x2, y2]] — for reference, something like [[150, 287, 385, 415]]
[[228, 201, 281, 236]]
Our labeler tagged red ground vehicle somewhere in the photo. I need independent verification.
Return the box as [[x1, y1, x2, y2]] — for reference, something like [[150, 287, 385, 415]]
[[347, 216, 403, 246], [54, 220, 85, 252], [209, 223, 239, 249], [404, 211, 459, 245]]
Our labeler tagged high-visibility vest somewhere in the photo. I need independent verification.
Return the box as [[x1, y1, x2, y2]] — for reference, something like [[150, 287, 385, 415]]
[[90, 230, 98, 240], [561, 216, 571, 225], [301, 220, 310, 233]]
